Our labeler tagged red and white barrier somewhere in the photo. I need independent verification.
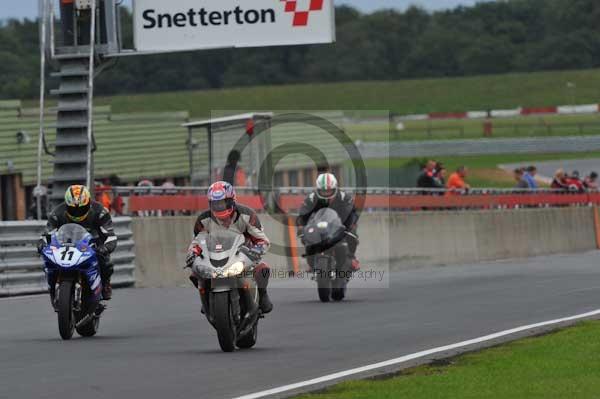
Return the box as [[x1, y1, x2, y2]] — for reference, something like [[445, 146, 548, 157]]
[[557, 104, 600, 115], [399, 103, 600, 121], [490, 108, 521, 118]]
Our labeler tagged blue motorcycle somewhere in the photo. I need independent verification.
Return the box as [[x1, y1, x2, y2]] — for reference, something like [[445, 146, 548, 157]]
[[42, 224, 105, 340]]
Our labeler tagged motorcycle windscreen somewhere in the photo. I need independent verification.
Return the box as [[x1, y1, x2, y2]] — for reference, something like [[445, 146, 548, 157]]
[[205, 230, 244, 268], [303, 208, 347, 252], [55, 224, 92, 246]]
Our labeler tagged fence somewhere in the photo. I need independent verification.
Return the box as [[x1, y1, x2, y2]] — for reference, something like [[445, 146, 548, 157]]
[[0, 217, 136, 297], [97, 186, 600, 215]]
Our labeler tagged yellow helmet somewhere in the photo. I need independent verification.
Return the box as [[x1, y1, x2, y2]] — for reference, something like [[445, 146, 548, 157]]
[[65, 185, 91, 222]]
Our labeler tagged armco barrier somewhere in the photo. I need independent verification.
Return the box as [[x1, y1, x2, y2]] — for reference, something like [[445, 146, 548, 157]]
[[360, 208, 597, 268], [0, 218, 136, 297], [130, 207, 599, 287]]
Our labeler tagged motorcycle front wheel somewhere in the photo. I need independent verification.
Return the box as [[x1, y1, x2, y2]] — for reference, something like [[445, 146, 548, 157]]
[[213, 292, 237, 352], [57, 280, 75, 340]]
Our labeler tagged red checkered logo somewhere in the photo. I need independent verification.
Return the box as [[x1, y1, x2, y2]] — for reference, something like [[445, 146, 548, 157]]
[[280, 0, 325, 27]]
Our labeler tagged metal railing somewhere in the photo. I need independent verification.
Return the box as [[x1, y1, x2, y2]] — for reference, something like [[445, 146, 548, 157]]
[[0, 217, 135, 297], [359, 122, 600, 141], [98, 186, 597, 196], [93, 186, 600, 216]]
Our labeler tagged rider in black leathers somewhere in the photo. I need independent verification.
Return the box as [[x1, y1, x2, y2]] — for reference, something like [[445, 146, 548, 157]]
[[296, 173, 360, 271], [37, 185, 117, 300]]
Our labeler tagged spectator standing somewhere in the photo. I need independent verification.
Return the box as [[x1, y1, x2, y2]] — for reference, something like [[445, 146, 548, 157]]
[[160, 178, 178, 216], [95, 181, 112, 212], [584, 172, 599, 190], [446, 166, 470, 195], [108, 174, 124, 216], [222, 150, 247, 187], [514, 168, 529, 190], [59, 0, 75, 45], [417, 160, 441, 189], [434, 164, 447, 188], [136, 179, 155, 217], [551, 169, 569, 191], [565, 171, 585, 193], [523, 166, 538, 189]]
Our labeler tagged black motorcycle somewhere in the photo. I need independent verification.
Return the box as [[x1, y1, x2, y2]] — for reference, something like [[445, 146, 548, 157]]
[[302, 208, 352, 302]]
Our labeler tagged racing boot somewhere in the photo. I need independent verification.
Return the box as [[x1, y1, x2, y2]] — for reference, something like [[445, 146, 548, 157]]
[[100, 261, 114, 300], [254, 263, 273, 314], [102, 278, 113, 301], [258, 288, 273, 314]]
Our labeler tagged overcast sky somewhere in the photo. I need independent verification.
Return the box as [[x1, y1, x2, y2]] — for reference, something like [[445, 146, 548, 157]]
[[3, 1, 490, 19]]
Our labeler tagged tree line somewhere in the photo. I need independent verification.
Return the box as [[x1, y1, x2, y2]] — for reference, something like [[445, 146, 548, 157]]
[[1, 0, 600, 100]]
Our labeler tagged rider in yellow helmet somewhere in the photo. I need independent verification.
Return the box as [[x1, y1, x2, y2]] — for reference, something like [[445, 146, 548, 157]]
[[38, 185, 117, 300]]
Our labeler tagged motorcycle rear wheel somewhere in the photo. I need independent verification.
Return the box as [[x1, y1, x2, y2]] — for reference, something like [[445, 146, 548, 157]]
[[317, 277, 331, 303], [57, 280, 75, 340], [214, 292, 236, 352]]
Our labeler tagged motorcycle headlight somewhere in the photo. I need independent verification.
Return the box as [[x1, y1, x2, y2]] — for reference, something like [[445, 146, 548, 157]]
[[194, 263, 217, 279], [221, 261, 245, 278]]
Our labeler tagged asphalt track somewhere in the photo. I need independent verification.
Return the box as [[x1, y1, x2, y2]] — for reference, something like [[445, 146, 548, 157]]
[[2, 252, 600, 399]]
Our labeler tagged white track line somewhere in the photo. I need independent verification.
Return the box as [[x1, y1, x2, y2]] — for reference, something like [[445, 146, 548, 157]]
[[233, 308, 600, 399]]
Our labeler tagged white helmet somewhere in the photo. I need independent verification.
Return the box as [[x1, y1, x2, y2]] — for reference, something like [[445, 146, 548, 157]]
[[315, 173, 338, 200]]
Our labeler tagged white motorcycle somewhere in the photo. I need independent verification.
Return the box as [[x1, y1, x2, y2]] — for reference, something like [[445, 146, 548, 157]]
[[191, 230, 262, 352]]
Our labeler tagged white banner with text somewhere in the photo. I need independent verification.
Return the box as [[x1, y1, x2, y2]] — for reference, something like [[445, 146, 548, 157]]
[[133, 0, 336, 52]]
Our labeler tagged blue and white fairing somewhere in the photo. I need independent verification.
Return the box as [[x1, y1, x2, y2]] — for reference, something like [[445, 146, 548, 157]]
[[42, 224, 103, 300]]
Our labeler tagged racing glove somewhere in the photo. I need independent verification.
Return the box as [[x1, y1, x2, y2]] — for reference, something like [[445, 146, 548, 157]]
[[36, 238, 46, 255], [239, 245, 263, 263], [185, 245, 203, 268], [96, 245, 110, 260]]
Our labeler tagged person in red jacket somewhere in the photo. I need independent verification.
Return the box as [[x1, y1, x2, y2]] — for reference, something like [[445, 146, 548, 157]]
[[446, 166, 470, 195]]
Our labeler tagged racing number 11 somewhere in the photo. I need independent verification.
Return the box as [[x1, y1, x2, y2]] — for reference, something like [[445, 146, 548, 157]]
[[61, 249, 75, 261]]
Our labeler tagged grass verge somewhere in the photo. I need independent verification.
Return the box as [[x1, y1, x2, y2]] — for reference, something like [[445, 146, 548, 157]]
[[296, 320, 600, 399], [346, 113, 600, 142]]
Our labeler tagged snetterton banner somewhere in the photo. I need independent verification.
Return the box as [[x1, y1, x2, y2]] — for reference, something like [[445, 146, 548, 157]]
[[133, 0, 336, 53]]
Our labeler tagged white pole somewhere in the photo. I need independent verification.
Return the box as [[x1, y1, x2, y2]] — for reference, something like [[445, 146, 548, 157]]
[[36, 0, 48, 220], [86, 0, 97, 189], [49, 1, 55, 58]]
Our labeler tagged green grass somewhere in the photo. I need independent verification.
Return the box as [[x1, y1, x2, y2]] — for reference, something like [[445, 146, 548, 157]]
[[375, 152, 600, 188], [91, 68, 600, 118], [296, 321, 600, 399], [21, 68, 600, 142], [346, 113, 600, 142]]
